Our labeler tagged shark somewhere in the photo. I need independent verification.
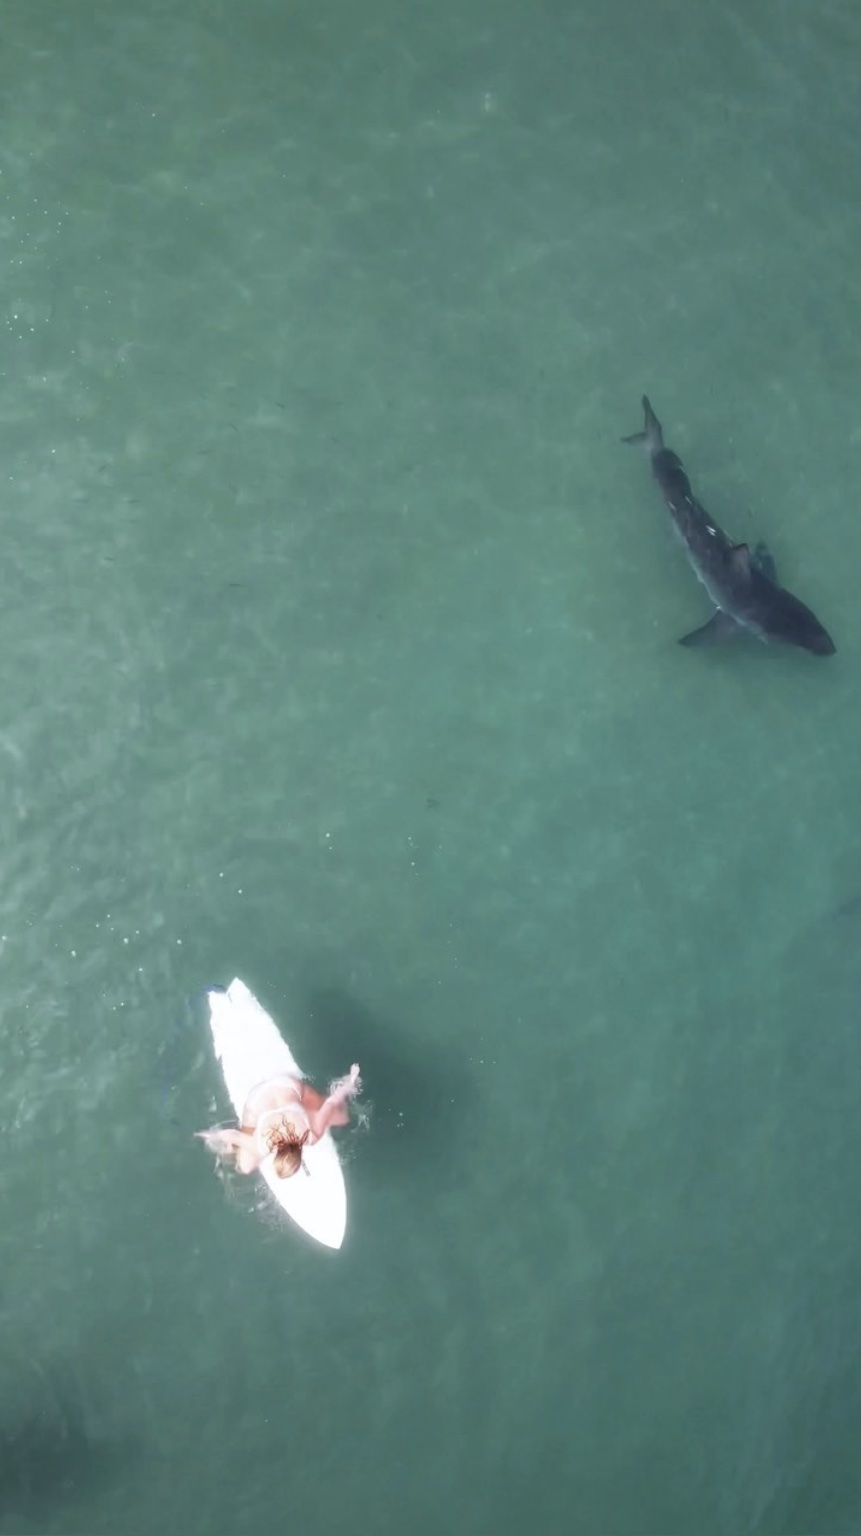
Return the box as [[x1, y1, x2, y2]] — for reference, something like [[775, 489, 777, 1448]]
[[623, 395, 835, 656]]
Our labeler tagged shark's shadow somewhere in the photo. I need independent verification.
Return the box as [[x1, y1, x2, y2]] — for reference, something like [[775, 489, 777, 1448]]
[[0, 1359, 133, 1528], [303, 987, 477, 1193]]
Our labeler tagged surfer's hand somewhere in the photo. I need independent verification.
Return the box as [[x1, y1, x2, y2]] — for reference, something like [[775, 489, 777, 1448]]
[[196, 1128, 234, 1153]]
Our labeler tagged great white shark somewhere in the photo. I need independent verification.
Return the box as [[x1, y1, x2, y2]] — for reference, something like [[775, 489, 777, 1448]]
[[623, 395, 835, 656]]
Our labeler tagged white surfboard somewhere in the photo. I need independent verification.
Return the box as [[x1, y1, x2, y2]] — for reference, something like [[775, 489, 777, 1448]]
[[207, 978, 347, 1250]]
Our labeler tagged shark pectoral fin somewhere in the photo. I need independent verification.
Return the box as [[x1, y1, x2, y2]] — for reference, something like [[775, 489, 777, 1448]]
[[678, 611, 742, 647], [752, 540, 777, 582]]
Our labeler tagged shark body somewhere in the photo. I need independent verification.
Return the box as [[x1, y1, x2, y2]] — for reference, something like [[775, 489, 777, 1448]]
[[624, 395, 835, 656]]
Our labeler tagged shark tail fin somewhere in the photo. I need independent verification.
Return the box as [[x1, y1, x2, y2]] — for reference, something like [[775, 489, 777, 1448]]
[[622, 395, 664, 452]]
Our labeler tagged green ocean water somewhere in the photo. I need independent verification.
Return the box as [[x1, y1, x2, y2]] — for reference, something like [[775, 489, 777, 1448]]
[[2, 1, 861, 1532]]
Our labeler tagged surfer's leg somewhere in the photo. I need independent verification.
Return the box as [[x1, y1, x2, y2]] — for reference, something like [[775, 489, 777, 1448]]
[[322, 1099, 350, 1127], [300, 1083, 348, 1126], [307, 1066, 361, 1138]]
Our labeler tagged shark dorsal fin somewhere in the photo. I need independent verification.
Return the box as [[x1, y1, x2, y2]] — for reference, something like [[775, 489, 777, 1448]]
[[730, 543, 753, 577]]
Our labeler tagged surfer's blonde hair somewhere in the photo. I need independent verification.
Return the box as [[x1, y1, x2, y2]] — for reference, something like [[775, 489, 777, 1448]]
[[264, 1115, 310, 1179]]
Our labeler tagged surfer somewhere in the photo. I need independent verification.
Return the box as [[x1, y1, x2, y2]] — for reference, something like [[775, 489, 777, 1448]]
[[197, 1064, 360, 1180]]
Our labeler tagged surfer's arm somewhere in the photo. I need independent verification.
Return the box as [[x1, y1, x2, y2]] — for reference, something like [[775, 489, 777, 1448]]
[[196, 1126, 259, 1172]]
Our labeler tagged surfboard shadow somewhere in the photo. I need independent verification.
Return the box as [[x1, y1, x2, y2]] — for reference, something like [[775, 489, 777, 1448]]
[[304, 987, 477, 1191]]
